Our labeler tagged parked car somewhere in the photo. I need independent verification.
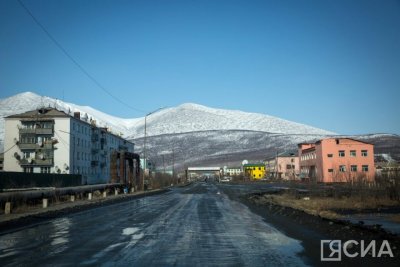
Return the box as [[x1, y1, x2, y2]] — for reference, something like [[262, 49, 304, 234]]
[[220, 176, 232, 182]]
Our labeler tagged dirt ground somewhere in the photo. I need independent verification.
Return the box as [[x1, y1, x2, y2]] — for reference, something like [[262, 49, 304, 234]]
[[217, 183, 400, 267], [250, 193, 400, 220]]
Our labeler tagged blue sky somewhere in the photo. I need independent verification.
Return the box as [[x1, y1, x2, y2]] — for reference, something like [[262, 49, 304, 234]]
[[1, 0, 399, 135]]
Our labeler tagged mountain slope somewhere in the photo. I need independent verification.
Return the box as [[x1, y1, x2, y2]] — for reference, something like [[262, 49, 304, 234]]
[[0, 92, 334, 150], [1, 92, 399, 169]]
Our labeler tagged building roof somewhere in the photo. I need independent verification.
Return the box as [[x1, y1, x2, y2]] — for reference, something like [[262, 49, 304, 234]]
[[243, 163, 264, 167], [264, 150, 298, 161], [6, 107, 134, 144], [316, 137, 373, 145], [6, 108, 69, 119], [278, 150, 298, 157], [298, 137, 373, 147]]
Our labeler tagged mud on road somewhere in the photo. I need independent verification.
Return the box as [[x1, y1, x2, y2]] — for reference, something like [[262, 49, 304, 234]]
[[0, 182, 398, 266]]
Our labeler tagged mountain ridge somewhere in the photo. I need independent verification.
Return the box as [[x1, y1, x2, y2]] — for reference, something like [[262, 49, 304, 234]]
[[1, 92, 399, 169], [0, 91, 335, 141]]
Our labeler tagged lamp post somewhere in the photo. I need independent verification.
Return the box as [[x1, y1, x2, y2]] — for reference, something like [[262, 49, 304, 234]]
[[142, 107, 166, 191]]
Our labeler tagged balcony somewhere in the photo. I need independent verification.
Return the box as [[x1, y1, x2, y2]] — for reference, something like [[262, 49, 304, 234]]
[[20, 157, 53, 166], [19, 127, 54, 135], [35, 128, 53, 134], [18, 143, 37, 150], [42, 143, 54, 149], [19, 128, 36, 134]]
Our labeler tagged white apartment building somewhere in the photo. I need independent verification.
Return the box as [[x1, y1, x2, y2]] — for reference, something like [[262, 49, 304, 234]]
[[4, 108, 135, 184], [223, 166, 242, 176]]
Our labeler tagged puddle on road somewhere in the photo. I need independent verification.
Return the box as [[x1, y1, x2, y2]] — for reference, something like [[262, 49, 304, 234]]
[[122, 227, 140, 236]]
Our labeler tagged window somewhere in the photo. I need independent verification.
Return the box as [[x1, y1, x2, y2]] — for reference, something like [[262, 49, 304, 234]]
[[339, 165, 346, 172], [351, 165, 357, 172], [286, 164, 292, 169], [328, 169, 333, 173], [339, 151, 345, 157], [362, 165, 369, 172], [361, 150, 368, 157], [350, 150, 356, 157], [327, 154, 333, 158]]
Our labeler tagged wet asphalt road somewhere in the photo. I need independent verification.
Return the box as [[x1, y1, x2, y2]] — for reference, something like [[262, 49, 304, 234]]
[[0, 182, 308, 266]]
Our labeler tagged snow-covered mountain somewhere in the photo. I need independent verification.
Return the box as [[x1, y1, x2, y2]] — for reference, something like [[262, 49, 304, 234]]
[[1, 92, 399, 169], [0, 91, 334, 148]]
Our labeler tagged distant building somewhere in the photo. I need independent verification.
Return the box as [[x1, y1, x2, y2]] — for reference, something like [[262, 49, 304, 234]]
[[375, 154, 400, 178], [298, 138, 375, 183], [265, 151, 299, 180], [224, 166, 242, 176], [3, 108, 136, 184], [243, 163, 265, 179]]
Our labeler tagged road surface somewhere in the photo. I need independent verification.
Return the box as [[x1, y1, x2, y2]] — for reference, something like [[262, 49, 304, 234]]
[[0, 182, 308, 266]]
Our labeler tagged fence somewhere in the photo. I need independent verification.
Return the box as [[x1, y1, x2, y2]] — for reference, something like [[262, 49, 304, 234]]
[[0, 172, 82, 189]]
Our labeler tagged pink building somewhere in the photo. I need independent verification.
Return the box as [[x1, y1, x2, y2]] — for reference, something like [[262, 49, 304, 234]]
[[265, 151, 299, 180], [298, 138, 375, 183]]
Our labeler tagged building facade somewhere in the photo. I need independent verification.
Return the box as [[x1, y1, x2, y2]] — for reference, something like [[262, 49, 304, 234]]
[[298, 138, 375, 183], [243, 163, 265, 179], [265, 151, 299, 180], [223, 166, 242, 176], [4, 108, 135, 184]]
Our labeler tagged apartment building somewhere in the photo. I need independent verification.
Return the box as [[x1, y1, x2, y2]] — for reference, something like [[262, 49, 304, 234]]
[[265, 151, 299, 180], [223, 166, 242, 176], [4, 108, 135, 184], [298, 138, 375, 182]]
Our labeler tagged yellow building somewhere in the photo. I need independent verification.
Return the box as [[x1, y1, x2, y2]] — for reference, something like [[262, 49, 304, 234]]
[[243, 164, 265, 179]]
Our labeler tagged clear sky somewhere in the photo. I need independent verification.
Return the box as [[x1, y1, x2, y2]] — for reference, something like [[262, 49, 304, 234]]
[[1, 0, 399, 135]]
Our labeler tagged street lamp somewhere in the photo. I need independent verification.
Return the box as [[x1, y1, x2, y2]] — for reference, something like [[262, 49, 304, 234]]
[[142, 107, 166, 191]]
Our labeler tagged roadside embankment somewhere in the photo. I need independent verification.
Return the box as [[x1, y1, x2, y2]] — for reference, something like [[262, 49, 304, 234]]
[[250, 192, 400, 221]]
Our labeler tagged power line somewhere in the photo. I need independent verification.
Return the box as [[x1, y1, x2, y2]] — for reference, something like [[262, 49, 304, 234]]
[[17, 0, 146, 114], [2, 144, 17, 154]]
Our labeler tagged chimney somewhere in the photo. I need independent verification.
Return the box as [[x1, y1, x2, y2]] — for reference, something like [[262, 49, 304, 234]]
[[74, 112, 80, 119]]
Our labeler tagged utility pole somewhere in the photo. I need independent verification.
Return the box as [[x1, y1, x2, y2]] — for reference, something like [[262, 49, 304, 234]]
[[142, 107, 166, 191], [162, 154, 165, 175], [172, 147, 175, 184]]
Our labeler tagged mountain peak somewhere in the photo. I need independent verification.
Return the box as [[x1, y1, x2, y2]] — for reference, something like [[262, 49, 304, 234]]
[[0, 92, 337, 152], [177, 103, 210, 110]]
